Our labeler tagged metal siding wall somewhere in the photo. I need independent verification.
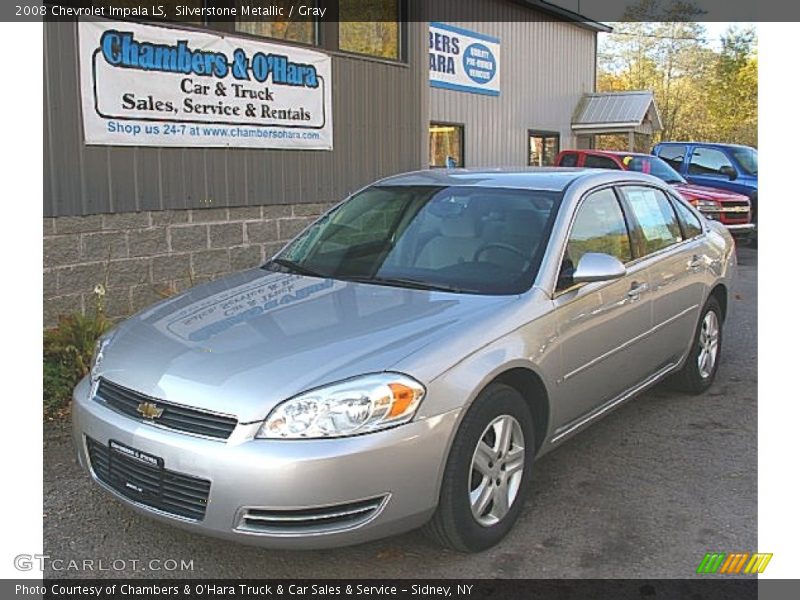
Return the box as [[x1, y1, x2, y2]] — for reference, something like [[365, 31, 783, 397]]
[[428, 0, 596, 167], [43, 22, 427, 217]]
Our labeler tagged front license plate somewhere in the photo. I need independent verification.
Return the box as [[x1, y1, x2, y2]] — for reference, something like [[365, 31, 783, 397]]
[[108, 439, 164, 469]]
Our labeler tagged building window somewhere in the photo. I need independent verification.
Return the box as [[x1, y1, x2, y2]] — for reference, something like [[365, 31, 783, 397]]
[[235, 0, 317, 45], [528, 131, 560, 166], [430, 123, 464, 168], [339, 0, 400, 60]]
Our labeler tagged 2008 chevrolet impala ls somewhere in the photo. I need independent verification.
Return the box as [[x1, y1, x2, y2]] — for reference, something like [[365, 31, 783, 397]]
[[72, 169, 735, 552]]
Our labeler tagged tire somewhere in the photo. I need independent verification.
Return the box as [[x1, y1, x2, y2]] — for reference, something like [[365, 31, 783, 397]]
[[670, 296, 723, 394], [424, 383, 535, 552]]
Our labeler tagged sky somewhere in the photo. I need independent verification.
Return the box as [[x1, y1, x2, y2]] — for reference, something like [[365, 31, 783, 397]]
[[596, 22, 757, 52]]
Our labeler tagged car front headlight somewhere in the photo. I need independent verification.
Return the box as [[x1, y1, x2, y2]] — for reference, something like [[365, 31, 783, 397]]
[[691, 198, 721, 210], [256, 373, 426, 439], [90, 332, 114, 382]]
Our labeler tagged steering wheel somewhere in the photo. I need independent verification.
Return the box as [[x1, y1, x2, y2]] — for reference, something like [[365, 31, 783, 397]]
[[473, 243, 527, 264]]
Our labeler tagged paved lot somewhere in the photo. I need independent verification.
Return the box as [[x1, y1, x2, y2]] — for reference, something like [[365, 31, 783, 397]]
[[43, 247, 757, 579]]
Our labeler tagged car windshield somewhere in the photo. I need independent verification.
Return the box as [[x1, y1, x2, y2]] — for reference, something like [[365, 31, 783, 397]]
[[625, 155, 686, 184], [266, 185, 562, 295], [731, 147, 758, 175]]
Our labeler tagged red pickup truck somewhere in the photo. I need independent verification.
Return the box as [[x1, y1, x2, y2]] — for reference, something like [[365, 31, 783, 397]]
[[555, 150, 755, 240]]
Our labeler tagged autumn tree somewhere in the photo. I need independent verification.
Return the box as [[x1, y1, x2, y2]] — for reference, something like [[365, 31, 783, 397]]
[[706, 27, 758, 146], [598, 0, 757, 147]]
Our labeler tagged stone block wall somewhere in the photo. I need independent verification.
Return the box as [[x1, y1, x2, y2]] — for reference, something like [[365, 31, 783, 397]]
[[43, 203, 332, 327]]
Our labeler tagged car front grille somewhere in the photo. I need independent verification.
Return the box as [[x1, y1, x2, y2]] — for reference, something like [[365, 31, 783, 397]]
[[236, 496, 387, 535], [86, 437, 211, 521], [720, 201, 750, 224], [94, 378, 238, 440]]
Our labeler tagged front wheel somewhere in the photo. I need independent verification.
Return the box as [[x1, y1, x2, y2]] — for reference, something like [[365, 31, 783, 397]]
[[670, 296, 723, 394], [424, 383, 535, 552]]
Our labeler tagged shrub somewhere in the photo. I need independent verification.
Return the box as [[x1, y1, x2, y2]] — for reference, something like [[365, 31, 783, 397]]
[[43, 284, 112, 419], [43, 311, 111, 418]]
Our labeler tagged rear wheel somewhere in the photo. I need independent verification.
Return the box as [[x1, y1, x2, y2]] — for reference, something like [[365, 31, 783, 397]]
[[670, 296, 723, 394], [424, 383, 535, 552]]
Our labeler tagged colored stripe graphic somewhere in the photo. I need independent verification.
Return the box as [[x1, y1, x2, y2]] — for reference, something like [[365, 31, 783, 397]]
[[719, 553, 749, 574], [697, 553, 727, 574], [697, 552, 773, 574], [744, 553, 773, 574]]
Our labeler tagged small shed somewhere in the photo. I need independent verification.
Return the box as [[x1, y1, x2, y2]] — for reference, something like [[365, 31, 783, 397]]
[[571, 91, 663, 150]]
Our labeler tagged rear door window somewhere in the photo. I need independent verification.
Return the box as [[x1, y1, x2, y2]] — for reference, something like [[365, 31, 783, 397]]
[[558, 152, 579, 167], [619, 186, 683, 256], [688, 147, 735, 176], [656, 145, 687, 171], [669, 196, 704, 239], [583, 155, 621, 169]]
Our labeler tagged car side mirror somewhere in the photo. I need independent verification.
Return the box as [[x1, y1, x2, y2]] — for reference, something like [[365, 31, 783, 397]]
[[572, 253, 627, 284], [720, 165, 738, 180]]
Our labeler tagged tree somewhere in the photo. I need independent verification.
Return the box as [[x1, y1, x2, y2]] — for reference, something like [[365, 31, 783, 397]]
[[597, 0, 757, 146], [707, 27, 758, 146]]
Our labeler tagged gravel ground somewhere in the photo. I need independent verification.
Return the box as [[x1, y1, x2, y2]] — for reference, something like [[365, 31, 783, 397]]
[[43, 246, 757, 579]]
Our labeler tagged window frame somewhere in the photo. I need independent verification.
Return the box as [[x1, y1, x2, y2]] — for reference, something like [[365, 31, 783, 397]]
[[582, 153, 623, 170], [556, 151, 580, 168], [179, 0, 408, 65], [666, 191, 705, 240], [429, 122, 465, 168], [232, 2, 321, 48], [687, 146, 736, 178], [656, 144, 687, 171], [552, 184, 637, 295], [337, 0, 406, 62], [616, 184, 687, 261], [527, 130, 561, 167]]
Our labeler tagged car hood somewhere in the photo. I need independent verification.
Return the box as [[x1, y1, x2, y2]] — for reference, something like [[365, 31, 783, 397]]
[[96, 269, 514, 422], [672, 182, 749, 203]]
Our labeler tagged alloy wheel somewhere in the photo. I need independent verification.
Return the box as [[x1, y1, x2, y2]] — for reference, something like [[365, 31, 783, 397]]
[[697, 311, 720, 379], [468, 414, 525, 527]]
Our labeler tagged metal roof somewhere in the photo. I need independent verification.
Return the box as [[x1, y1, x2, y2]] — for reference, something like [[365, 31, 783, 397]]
[[572, 91, 663, 131], [521, 2, 612, 32]]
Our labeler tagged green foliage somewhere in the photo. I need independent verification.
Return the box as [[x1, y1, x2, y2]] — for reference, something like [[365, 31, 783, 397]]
[[598, 1, 757, 147], [43, 311, 111, 418], [706, 27, 758, 146], [43, 359, 76, 417]]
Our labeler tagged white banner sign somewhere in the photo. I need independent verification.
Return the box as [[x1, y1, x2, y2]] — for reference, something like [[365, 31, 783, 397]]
[[78, 20, 333, 149], [429, 22, 500, 97]]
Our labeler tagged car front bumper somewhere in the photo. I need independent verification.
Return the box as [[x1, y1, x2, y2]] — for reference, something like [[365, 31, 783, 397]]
[[71, 377, 459, 549], [722, 223, 756, 238]]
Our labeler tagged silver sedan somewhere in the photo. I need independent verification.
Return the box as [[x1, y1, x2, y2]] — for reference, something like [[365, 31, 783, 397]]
[[72, 169, 735, 552]]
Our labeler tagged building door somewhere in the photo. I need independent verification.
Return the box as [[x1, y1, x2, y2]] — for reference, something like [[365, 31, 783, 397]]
[[528, 131, 560, 166]]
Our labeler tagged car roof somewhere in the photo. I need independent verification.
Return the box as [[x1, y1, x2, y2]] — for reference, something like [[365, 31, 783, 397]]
[[562, 149, 652, 159], [375, 167, 659, 192], [656, 141, 754, 150]]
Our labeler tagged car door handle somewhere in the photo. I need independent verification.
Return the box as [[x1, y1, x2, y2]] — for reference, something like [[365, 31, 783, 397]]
[[627, 282, 648, 300], [688, 255, 703, 271]]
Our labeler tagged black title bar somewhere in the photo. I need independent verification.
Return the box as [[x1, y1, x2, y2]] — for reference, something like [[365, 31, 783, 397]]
[[5, 579, 764, 600], [1, 0, 796, 23]]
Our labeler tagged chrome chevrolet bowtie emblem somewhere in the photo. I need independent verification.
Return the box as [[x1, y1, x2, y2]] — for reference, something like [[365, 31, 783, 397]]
[[136, 401, 164, 420]]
